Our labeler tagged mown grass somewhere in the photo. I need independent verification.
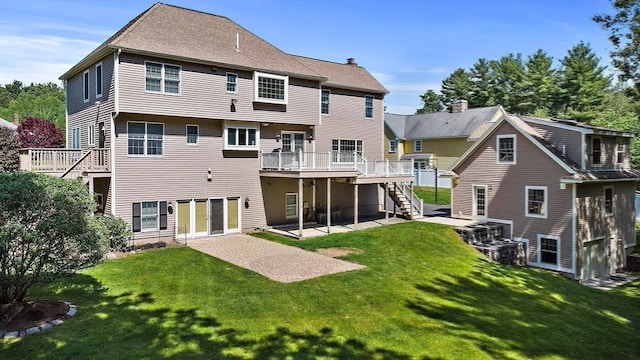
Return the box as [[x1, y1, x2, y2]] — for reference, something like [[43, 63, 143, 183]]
[[2, 222, 638, 359], [414, 186, 451, 205]]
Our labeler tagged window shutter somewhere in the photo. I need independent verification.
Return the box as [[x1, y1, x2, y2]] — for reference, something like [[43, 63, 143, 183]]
[[132, 203, 141, 232], [159, 201, 168, 230]]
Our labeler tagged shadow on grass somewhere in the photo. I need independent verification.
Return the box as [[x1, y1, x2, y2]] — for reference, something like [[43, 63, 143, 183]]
[[1, 274, 413, 359], [407, 258, 640, 360]]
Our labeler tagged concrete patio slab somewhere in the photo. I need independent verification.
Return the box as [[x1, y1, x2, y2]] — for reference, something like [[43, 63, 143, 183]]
[[415, 216, 478, 227], [187, 234, 365, 283]]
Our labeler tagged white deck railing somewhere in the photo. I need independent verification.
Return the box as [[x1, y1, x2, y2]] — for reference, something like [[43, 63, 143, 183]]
[[260, 150, 413, 177], [20, 148, 110, 175]]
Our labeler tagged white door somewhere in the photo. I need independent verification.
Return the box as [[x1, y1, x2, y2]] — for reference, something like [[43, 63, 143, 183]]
[[176, 199, 208, 239], [472, 185, 488, 218]]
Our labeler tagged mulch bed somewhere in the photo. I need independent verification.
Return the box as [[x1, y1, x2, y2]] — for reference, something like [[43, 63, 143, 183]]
[[4, 300, 69, 333]]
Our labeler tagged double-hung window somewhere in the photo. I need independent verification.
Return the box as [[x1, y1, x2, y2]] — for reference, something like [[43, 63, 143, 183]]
[[254, 72, 287, 104], [285, 193, 298, 219], [145, 62, 180, 94], [186, 125, 199, 145], [539, 237, 558, 265], [604, 186, 613, 216], [127, 122, 164, 156], [526, 186, 547, 218], [132, 201, 168, 232], [414, 140, 422, 152], [95, 62, 103, 98], [83, 70, 90, 102], [365, 95, 373, 118], [332, 139, 363, 163], [321, 90, 330, 115], [224, 122, 259, 150], [616, 139, 624, 164], [591, 137, 601, 165], [497, 135, 516, 164], [226, 73, 237, 93], [389, 139, 397, 153]]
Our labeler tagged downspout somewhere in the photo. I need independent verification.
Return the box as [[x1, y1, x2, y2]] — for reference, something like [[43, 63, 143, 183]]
[[111, 48, 121, 216], [571, 183, 577, 278], [64, 80, 69, 148]]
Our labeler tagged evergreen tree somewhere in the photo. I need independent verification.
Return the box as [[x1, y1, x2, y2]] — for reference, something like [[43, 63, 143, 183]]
[[416, 89, 444, 113], [439, 68, 472, 109], [469, 58, 496, 108], [490, 54, 527, 113], [557, 42, 610, 122], [520, 50, 558, 116]]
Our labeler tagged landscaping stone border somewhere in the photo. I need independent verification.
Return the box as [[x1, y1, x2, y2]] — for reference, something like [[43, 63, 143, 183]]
[[1, 301, 76, 339]]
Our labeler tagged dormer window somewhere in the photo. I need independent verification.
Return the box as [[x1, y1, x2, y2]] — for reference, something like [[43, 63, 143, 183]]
[[616, 139, 624, 164], [254, 72, 287, 104], [591, 138, 601, 165]]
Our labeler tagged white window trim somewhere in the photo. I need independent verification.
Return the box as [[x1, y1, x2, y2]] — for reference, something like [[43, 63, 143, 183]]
[[281, 131, 306, 153], [223, 121, 260, 150], [332, 139, 364, 163], [285, 193, 298, 219], [321, 89, 330, 115], [472, 184, 488, 218], [141, 201, 159, 232], [364, 95, 374, 118], [414, 140, 422, 153], [83, 70, 90, 103], [144, 61, 181, 95], [525, 185, 547, 218], [88, 124, 95, 147], [226, 72, 238, 94], [615, 139, 625, 165], [389, 139, 397, 153], [254, 71, 288, 104], [536, 234, 561, 270], [603, 186, 613, 217], [186, 124, 199, 146], [127, 121, 165, 157], [95, 62, 103, 98], [496, 134, 516, 164]]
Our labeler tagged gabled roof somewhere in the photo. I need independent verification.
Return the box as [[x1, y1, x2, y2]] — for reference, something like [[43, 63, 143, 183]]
[[291, 55, 387, 94], [61, 3, 324, 81], [385, 105, 505, 140], [448, 115, 640, 182]]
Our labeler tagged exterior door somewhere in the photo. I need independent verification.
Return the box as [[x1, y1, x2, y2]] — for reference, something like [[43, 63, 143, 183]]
[[226, 197, 240, 233], [176, 199, 208, 239], [582, 239, 608, 279], [472, 185, 487, 218], [209, 199, 224, 235], [282, 132, 306, 167], [98, 122, 105, 148]]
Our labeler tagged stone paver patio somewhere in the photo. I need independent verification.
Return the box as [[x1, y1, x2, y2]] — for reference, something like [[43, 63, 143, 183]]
[[187, 234, 365, 283]]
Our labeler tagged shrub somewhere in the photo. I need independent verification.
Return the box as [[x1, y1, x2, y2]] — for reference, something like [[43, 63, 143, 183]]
[[0, 127, 19, 171], [95, 215, 132, 252]]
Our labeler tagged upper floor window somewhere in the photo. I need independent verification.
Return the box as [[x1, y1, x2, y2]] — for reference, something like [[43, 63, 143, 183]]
[[365, 96, 373, 118], [83, 70, 90, 102], [526, 186, 547, 218], [414, 140, 422, 152], [226, 73, 237, 93], [186, 125, 199, 145], [321, 90, 330, 115], [616, 139, 625, 164], [127, 121, 164, 156], [591, 137, 601, 165], [254, 72, 287, 104], [497, 135, 516, 164], [95, 63, 103, 98], [145, 62, 180, 94], [224, 122, 259, 150], [389, 139, 397, 153], [604, 186, 613, 216]]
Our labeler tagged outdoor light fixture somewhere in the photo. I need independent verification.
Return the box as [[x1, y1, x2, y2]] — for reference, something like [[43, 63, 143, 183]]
[[230, 98, 238, 112], [244, 196, 250, 209], [275, 133, 281, 142]]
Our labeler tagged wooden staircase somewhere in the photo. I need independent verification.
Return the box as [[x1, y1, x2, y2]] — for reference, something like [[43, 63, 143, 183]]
[[384, 183, 422, 219]]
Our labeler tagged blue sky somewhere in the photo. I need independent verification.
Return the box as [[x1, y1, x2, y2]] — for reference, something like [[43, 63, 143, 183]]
[[0, 0, 615, 114]]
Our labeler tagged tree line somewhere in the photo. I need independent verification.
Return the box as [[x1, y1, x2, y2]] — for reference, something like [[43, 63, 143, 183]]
[[0, 80, 66, 131]]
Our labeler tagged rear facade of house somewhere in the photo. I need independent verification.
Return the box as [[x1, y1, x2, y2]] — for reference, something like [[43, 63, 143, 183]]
[[449, 115, 638, 280], [22, 3, 415, 242]]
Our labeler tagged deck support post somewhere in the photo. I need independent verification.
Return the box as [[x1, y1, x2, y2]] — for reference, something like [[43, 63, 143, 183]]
[[298, 178, 303, 239], [353, 183, 359, 229], [326, 178, 331, 233], [384, 182, 389, 224]]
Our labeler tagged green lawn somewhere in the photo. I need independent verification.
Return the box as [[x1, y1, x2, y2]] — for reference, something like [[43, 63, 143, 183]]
[[2, 222, 638, 359], [414, 186, 451, 205]]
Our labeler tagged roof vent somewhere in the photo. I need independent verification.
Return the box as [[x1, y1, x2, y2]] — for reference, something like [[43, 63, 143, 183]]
[[346, 58, 357, 65]]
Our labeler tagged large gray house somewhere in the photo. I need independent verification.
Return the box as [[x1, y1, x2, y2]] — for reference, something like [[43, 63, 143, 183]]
[[20, 3, 415, 241], [446, 114, 639, 280]]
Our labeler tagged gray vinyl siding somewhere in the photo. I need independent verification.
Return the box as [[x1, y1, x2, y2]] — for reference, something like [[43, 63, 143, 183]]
[[526, 122, 582, 165], [586, 135, 630, 169], [66, 53, 115, 149], [117, 53, 319, 126], [452, 122, 574, 272], [575, 182, 636, 274], [114, 114, 269, 240], [314, 87, 384, 160]]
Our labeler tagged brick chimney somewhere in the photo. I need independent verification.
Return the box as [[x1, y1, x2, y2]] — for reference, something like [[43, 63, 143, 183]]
[[346, 58, 357, 66], [12, 113, 19, 126], [450, 100, 468, 113]]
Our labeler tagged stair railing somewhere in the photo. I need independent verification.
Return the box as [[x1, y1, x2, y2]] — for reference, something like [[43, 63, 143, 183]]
[[397, 182, 423, 218]]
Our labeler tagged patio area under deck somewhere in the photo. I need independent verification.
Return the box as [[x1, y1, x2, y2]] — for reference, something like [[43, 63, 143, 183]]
[[260, 151, 415, 239]]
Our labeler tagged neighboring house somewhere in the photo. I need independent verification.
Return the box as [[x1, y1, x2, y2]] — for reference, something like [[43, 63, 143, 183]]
[[446, 114, 639, 280], [20, 3, 414, 240], [384, 100, 507, 170], [0, 115, 19, 133]]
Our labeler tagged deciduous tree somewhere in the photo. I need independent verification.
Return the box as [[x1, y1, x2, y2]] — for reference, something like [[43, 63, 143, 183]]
[[17, 116, 64, 148]]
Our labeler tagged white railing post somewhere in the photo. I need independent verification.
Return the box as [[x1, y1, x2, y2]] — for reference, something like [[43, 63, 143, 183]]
[[298, 148, 303, 170], [312, 152, 316, 169], [385, 160, 389, 176], [353, 151, 357, 170], [278, 150, 282, 169], [328, 151, 332, 170]]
